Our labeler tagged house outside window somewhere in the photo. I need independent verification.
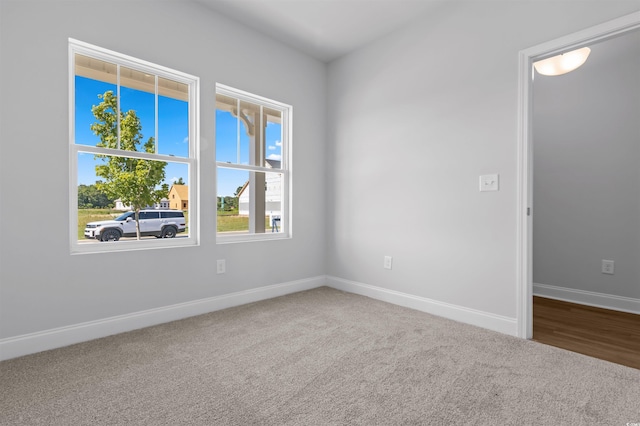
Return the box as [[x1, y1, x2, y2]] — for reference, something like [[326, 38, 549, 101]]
[[215, 84, 291, 242], [69, 39, 199, 253]]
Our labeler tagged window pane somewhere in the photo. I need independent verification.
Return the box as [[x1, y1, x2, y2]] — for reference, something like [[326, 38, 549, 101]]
[[158, 77, 189, 157], [77, 152, 189, 242], [265, 109, 282, 168], [215, 109, 235, 163], [265, 171, 283, 233], [217, 168, 283, 234], [75, 54, 117, 147], [120, 66, 156, 153], [216, 95, 260, 166]]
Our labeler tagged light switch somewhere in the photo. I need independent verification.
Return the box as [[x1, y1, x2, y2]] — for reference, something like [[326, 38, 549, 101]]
[[479, 174, 499, 192]]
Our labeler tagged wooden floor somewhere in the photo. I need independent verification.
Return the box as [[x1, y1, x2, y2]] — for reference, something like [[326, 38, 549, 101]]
[[533, 296, 640, 370]]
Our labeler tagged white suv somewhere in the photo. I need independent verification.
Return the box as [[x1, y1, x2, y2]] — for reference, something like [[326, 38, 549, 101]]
[[84, 210, 186, 242]]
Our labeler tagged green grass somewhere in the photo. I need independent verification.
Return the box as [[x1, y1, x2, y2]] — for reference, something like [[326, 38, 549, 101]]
[[217, 211, 272, 233], [217, 215, 250, 232]]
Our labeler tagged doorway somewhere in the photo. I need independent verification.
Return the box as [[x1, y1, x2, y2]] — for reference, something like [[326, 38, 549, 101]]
[[516, 12, 640, 339]]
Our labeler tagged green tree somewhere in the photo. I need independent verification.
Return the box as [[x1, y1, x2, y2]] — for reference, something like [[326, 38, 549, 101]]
[[160, 183, 170, 199], [216, 196, 238, 212], [78, 182, 113, 209], [224, 196, 238, 211], [174, 177, 185, 185], [91, 90, 167, 239]]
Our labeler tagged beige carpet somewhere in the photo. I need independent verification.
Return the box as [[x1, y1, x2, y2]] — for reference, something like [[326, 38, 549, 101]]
[[1, 287, 638, 425]]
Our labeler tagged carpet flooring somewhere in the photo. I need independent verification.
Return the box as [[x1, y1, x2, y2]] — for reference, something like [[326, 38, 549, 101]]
[[1, 287, 638, 425]]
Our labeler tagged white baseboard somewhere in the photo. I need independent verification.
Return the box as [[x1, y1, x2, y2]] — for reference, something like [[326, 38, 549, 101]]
[[326, 276, 518, 337], [533, 283, 640, 314], [0, 276, 326, 361]]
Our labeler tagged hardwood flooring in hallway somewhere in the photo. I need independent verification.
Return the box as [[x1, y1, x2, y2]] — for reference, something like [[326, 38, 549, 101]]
[[533, 296, 640, 370]]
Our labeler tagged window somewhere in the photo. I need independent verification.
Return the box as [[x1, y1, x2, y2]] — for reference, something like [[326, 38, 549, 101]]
[[69, 39, 199, 253], [161, 211, 183, 219], [215, 84, 291, 242], [138, 211, 159, 220]]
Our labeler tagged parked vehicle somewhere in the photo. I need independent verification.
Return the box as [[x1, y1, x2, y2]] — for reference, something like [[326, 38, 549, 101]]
[[84, 210, 186, 241]]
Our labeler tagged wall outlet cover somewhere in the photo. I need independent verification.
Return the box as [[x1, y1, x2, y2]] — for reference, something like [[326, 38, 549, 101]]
[[601, 259, 614, 275], [217, 259, 226, 274], [384, 256, 393, 270]]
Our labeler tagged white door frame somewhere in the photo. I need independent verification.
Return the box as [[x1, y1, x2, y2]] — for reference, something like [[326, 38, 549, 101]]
[[516, 11, 640, 339]]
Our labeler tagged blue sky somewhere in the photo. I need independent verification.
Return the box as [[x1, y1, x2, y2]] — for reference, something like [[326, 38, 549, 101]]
[[76, 76, 282, 198]]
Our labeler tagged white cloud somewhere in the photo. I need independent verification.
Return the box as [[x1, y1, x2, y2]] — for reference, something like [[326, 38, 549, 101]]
[[275, 140, 282, 147], [268, 145, 276, 150], [267, 153, 282, 161], [171, 177, 179, 182], [182, 136, 189, 144]]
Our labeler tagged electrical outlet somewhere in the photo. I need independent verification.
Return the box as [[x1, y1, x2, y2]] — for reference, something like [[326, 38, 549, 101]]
[[384, 256, 393, 270], [601, 259, 614, 275], [217, 259, 226, 274]]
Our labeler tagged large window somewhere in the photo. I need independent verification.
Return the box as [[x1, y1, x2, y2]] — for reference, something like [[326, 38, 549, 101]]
[[216, 84, 291, 242], [69, 39, 199, 253]]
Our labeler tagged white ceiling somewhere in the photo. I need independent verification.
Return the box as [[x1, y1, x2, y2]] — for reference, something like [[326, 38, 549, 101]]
[[195, 0, 446, 62], [196, 1, 640, 64]]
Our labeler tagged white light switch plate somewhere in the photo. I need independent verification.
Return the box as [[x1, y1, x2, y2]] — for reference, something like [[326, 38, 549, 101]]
[[480, 174, 499, 192]]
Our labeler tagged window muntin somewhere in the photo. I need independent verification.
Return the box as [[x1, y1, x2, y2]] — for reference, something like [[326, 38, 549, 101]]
[[70, 39, 199, 253], [215, 84, 291, 242]]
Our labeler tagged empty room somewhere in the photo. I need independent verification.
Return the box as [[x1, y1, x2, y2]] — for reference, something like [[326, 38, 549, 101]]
[[1, 0, 638, 424]]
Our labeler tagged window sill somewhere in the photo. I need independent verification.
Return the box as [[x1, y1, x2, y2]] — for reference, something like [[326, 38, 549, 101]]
[[71, 236, 198, 255], [216, 232, 290, 244]]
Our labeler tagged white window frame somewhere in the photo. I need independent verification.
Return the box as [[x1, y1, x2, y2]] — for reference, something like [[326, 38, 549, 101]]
[[215, 83, 292, 243], [69, 39, 199, 254]]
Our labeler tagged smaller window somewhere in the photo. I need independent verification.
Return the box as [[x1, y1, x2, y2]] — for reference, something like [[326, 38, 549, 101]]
[[215, 84, 291, 243]]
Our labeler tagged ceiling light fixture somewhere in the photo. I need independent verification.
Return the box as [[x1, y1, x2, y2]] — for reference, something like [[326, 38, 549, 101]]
[[533, 47, 591, 76]]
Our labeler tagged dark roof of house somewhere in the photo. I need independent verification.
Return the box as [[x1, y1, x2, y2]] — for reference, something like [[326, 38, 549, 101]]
[[265, 159, 281, 169]]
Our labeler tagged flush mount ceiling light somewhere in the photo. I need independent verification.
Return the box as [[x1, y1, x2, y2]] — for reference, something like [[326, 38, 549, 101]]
[[533, 47, 591, 76]]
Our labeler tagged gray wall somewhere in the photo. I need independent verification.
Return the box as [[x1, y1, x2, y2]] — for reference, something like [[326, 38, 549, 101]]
[[1, 0, 639, 347], [326, 1, 640, 319], [533, 31, 640, 299], [0, 0, 326, 339]]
